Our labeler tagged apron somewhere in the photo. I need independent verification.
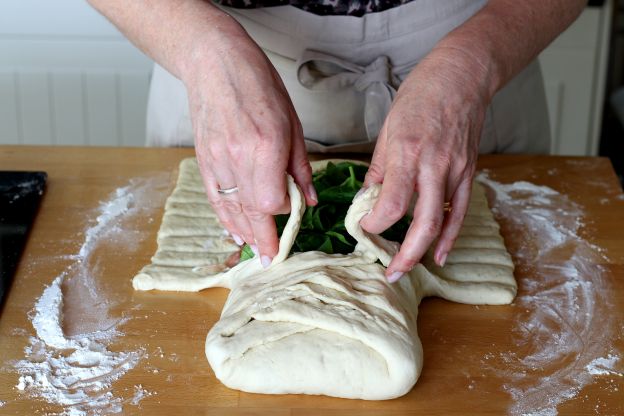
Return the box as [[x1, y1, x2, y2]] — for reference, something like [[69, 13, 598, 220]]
[[146, 0, 550, 154]]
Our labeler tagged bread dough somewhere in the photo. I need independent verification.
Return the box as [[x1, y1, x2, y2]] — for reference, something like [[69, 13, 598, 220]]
[[133, 158, 516, 400]]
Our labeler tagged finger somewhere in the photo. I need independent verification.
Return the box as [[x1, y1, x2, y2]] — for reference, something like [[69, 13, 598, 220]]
[[220, 193, 255, 245], [386, 170, 448, 281], [246, 139, 291, 217], [363, 119, 389, 187], [205, 157, 255, 244], [287, 112, 317, 206], [247, 173, 288, 262], [199, 164, 245, 242], [244, 207, 280, 267], [242, 147, 290, 263], [360, 159, 416, 235], [433, 177, 472, 266]]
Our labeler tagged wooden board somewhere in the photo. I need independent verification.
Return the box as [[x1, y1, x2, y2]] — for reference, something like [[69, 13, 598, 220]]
[[0, 146, 622, 415]]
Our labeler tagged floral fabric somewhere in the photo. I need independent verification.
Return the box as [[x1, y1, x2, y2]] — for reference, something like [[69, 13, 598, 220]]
[[214, 0, 413, 17]]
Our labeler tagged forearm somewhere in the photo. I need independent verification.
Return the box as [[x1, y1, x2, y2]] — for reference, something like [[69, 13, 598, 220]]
[[428, 0, 586, 100], [87, 0, 247, 80]]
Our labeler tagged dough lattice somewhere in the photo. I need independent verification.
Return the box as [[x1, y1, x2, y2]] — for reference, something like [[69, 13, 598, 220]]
[[133, 158, 516, 400]]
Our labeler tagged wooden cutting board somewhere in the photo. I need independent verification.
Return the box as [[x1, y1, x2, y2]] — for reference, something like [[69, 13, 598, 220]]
[[0, 146, 622, 415]]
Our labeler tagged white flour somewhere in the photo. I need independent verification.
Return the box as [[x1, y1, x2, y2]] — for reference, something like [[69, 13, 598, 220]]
[[3, 178, 44, 202], [477, 172, 623, 415], [586, 355, 623, 377], [13, 176, 169, 415]]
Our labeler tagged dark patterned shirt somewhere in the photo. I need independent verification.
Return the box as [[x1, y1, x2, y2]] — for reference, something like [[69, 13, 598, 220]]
[[214, 0, 414, 17]]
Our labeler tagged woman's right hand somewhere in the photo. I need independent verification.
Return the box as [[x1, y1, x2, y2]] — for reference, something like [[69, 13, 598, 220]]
[[180, 22, 317, 267]]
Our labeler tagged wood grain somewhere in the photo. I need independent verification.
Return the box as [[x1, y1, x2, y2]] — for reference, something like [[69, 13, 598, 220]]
[[0, 146, 622, 415]]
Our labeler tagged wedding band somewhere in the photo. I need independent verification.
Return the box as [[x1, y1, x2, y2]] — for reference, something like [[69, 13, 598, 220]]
[[443, 202, 452, 213], [217, 186, 239, 195]]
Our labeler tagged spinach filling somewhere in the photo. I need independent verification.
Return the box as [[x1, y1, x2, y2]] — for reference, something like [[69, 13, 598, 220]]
[[240, 161, 410, 261]]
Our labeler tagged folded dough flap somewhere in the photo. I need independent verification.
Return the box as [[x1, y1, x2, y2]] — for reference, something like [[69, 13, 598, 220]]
[[345, 182, 516, 306], [205, 259, 422, 400], [416, 182, 517, 305], [132, 172, 305, 292], [345, 184, 399, 267]]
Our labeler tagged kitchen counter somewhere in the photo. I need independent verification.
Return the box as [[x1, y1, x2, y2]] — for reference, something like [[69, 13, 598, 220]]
[[0, 146, 622, 415]]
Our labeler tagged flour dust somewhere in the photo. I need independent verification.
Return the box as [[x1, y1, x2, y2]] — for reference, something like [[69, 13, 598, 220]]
[[13, 175, 170, 415], [477, 172, 623, 415]]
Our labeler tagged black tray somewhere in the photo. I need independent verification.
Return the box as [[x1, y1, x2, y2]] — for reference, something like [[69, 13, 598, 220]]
[[0, 171, 47, 309]]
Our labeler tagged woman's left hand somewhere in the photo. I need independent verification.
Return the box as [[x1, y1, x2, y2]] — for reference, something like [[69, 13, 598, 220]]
[[360, 48, 493, 282]]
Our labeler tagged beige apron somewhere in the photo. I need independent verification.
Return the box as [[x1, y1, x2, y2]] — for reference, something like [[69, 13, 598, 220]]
[[146, 0, 550, 154]]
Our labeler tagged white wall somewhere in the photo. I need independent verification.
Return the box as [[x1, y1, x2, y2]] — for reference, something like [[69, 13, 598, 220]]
[[0, 0, 153, 146], [539, 1, 612, 155]]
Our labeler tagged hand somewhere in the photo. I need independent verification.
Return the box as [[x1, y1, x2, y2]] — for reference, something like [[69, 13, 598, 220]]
[[360, 48, 492, 282], [182, 26, 317, 266]]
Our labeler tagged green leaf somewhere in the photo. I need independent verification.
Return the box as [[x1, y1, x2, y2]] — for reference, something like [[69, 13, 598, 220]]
[[275, 214, 289, 230], [331, 218, 346, 231], [318, 186, 357, 204], [239, 244, 255, 261], [325, 230, 353, 246], [236, 160, 411, 263], [312, 208, 324, 230], [381, 215, 412, 243], [346, 165, 360, 189], [317, 236, 334, 254], [300, 208, 315, 230], [294, 232, 327, 252]]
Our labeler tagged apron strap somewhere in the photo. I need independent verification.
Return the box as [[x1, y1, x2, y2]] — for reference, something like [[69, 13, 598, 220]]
[[296, 50, 404, 141]]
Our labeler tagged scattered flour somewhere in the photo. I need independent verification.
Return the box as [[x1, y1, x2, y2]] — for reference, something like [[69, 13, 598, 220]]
[[13, 176, 168, 415], [130, 384, 155, 406], [586, 355, 623, 377], [2, 178, 44, 203], [477, 172, 622, 415]]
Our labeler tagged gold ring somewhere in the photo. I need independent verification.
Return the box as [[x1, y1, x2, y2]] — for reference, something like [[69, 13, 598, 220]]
[[443, 202, 452, 213]]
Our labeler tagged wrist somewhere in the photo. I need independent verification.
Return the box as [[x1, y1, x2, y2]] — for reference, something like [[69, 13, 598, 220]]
[[427, 25, 505, 103], [431, 46, 500, 105], [172, 6, 251, 83], [403, 43, 497, 109]]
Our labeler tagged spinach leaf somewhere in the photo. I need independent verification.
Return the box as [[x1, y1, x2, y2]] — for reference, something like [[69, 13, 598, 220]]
[[240, 243, 255, 261], [237, 161, 410, 263], [324, 230, 353, 246], [317, 236, 333, 253]]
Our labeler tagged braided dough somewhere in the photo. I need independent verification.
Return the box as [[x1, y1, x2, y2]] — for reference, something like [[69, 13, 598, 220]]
[[133, 158, 516, 400]]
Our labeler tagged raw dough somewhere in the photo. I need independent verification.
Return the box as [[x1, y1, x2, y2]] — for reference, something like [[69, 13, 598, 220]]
[[133, 158, 516, 400]]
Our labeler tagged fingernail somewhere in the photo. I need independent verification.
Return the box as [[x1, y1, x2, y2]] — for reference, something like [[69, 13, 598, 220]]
[[250, 244, 259, 256], [260, 255, 272, 268], [354, 186, 368, 199], [231, 233, 244, 246], [307, 184, 318, 203], [438, 252, 448, 267], [387, 271, 404, 283]]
